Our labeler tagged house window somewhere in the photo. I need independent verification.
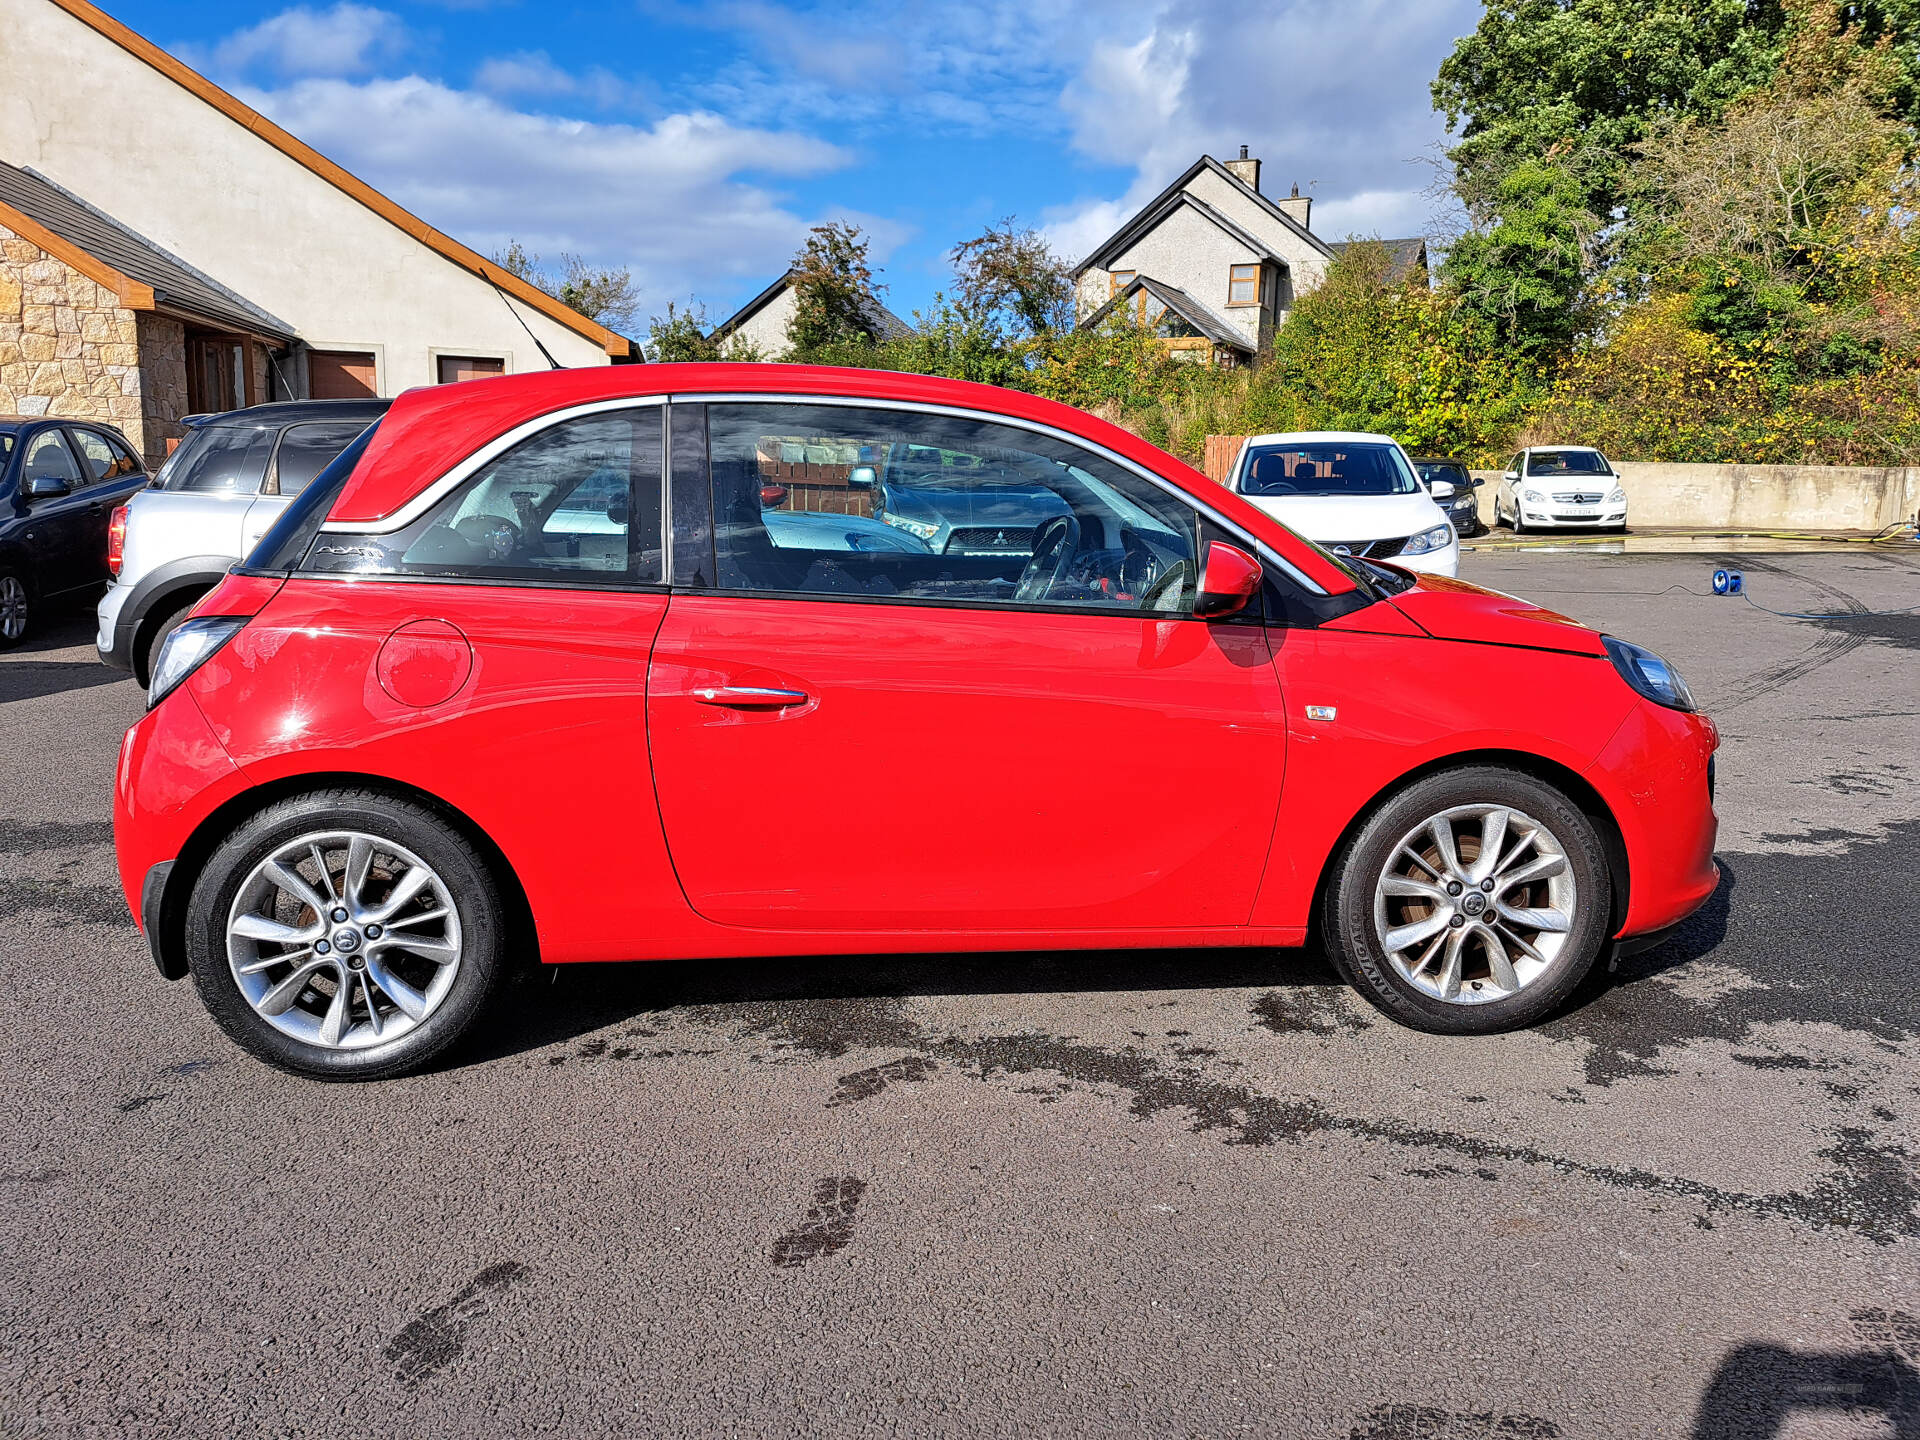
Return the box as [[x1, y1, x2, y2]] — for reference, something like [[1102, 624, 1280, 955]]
[[1109, 270, 1136, 297], [437, 354, 506, 385], [1227, 264, 1260, 307]]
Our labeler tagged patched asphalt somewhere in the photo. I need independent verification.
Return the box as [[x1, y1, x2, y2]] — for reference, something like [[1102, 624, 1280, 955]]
[[1, 548, 1916, 1438]]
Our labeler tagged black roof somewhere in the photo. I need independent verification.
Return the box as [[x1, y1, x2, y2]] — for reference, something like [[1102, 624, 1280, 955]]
[[0, 414, 134, 434], [0, 162, 297, 343], [709, 269, 913, 344], [1076, 155, 1336, 273], [1330, 236, 1430, 282], [187, 399, 392, 428]]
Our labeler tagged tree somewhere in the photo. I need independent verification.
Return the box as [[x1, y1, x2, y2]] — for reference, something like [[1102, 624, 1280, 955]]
[[948, 220, 1073, 338], [645, 300, 719, 362], [1443, 159, 1595, 361], [787, 222, 886, 352], [492, 240, 641, 335]]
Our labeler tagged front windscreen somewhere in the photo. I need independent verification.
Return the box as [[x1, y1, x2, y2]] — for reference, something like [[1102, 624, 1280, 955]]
[[1527, 450, 1612, 476], [1241, 443, 1419, 497]]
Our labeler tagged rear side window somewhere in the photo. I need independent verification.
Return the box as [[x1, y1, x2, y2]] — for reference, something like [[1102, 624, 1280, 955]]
[[68, 428, 142, 484], [165, 425, 276, 493], [271, 421, 372, 497], [302, 407, 664, 585]]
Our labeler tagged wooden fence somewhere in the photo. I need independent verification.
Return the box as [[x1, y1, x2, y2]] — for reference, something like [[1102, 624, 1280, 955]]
[[755, 456, 874, 518], [1202, 435, 1247, 485]]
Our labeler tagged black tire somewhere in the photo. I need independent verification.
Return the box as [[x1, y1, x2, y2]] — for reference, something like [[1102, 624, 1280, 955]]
[[1322, 766, 1613, 1034], [141, 599, 199, 685], [0, 570, 31, 650], [185, 788, 509, 1080]]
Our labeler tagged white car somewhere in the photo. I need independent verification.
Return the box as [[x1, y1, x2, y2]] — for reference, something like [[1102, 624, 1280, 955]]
[[1493, 446, 1628, 533], [1225, 430, 1459, 577]]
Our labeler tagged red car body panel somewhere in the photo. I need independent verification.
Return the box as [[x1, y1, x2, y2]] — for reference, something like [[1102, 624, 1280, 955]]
[[114, 365, 1720, 973], [647, 595, 1288, 932]]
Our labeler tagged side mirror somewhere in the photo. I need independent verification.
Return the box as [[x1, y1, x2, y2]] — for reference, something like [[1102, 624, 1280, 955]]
[[26, 474, 70, 499], [1194, 541, 1262, 619], [1427, 479, 1456, 500], [847, 465, 876, 489], [759, 484, 788, 508], [1502, 471, 1518, 481], [1470, 477, 1485, 489]]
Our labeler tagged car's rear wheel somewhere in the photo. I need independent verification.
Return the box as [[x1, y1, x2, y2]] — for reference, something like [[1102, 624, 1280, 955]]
[[0, 572, 31, 649], [1323, 767, 1612, 1033], [185, 789, 508, 1079]]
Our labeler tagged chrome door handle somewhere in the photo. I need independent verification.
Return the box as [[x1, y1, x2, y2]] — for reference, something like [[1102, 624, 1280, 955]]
[[691, 685, 810, 708]]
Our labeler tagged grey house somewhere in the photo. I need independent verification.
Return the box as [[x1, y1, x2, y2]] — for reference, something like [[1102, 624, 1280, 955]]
[[1073, 149, 1427, 365], [710, 270, 913, 358]]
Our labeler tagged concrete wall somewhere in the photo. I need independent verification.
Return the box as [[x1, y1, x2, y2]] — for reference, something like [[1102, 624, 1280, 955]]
[[0, 0, 611, 393], [0, 221, 153, 452], [1469, 462, 1920, 532]]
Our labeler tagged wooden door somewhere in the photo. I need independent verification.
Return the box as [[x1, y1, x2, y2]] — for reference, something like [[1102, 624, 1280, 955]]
[[436, 355, 506, 384]]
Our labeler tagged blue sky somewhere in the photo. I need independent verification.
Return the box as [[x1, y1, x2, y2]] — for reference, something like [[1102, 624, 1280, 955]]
[[109, 0, 1482, 333]]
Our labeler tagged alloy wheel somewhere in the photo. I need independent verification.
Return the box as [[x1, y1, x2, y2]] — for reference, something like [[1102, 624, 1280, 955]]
[[1371, 803, 1578, 1005], [226, 830, 463, 1050], [0, 577, 27, 642]]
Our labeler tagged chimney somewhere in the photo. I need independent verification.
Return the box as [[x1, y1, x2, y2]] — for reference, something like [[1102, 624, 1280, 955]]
[[1224, 144, 1261, 194], [1277, 182, 1311, 231]]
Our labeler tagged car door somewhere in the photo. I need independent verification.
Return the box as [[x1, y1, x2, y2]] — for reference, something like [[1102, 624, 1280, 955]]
[[64, 427, 149, 580], [646, 400, 1290, 933], [15, 427, 96, 598]]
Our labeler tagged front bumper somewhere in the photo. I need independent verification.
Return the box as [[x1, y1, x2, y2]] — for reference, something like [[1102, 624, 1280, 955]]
[[1518, 507, 1628, 529], [1587, 700, 1720, 938]]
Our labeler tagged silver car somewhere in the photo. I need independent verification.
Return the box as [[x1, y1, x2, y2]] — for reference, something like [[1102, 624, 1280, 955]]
[[97, 400, 387, 681]]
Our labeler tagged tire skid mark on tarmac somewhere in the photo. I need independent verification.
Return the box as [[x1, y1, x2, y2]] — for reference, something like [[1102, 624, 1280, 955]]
[[1711, 557, 1870, 713], [769, 1176, 868, 1268], [1348, 1403, 1562, 1438], [381, 1260, 528, 1390]]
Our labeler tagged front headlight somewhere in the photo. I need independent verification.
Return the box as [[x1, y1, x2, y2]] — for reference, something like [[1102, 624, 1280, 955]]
[[149, 616, 246, 709], [1607, 486, 1627, 504], [1401, 523, 1454, 555], [1523, 489, 1544, 503], [1602, 635, 1696, 712], [879, 512, 939, 542]]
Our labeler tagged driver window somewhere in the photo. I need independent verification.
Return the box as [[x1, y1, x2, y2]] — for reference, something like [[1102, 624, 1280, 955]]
[[302, 407, 663, 583], [706, 403, 1200, 615]]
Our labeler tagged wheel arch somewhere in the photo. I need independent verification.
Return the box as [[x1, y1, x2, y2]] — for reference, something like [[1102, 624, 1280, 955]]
[[1306, 747, 1630, 944], [151, 772, 540, 982]]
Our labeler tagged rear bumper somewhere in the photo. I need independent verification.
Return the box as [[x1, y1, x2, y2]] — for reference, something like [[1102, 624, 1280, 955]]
[[96, 581, 136, 671], [1587, 701, 1720, 938]]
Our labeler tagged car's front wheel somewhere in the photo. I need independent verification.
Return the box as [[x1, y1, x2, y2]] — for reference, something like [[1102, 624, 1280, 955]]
[[185, 789, 509, 1079], [1323, 767, 1612, 1033]]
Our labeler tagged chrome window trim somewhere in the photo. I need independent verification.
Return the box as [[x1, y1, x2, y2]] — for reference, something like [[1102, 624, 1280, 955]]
[[681, 392, 1327, 595], [318, 389, 1324, 595], [317, 395, 669, 535]]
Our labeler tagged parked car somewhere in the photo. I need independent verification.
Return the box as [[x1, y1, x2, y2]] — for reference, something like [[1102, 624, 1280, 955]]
[[0, 415, 151, 647], [1493, 447, 1628, 533], [862, 444, 1071, 557], [1225, 431, 1459, 576], [117, 366, 1719, 1079], [96, 399, 389, 682], [1411, 457, 1484, 537]]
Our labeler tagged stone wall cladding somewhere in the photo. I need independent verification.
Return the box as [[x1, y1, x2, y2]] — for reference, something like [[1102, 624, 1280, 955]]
[[137, 314, 188, 463], [0, 221, 149, 454]]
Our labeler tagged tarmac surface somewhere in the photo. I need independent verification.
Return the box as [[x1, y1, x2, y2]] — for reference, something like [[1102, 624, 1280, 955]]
[[1, 545, 1916, 1438]]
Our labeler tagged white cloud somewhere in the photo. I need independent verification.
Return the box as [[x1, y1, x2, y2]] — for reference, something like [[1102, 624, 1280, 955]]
[[194, 3, 409, 78], [231, 74, 855, 315], [472, 51, 634, 109], [1048, 0, 1478, 257]]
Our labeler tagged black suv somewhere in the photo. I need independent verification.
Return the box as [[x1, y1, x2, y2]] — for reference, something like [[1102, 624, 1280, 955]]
[[0, 416, 151, 647]]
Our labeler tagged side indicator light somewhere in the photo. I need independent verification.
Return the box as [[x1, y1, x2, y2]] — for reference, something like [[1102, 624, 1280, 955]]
[[1306, 705, 1337, 722]]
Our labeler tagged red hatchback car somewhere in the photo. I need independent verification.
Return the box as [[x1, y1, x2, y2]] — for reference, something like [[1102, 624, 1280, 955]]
[[116, 365, 1719, 1079]]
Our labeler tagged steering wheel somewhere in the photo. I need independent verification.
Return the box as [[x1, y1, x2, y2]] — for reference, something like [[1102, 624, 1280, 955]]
[[1013, 514, 1081, 604]]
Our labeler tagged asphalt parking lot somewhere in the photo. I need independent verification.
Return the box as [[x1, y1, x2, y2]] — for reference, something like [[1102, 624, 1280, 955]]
[[2, 546, 1916, 1439]]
